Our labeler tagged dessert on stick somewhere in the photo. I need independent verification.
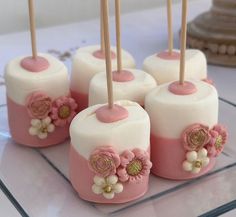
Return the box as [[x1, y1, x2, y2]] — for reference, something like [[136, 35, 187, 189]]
[[145, 0, 228, 180], [89, 0, 156, 106], [143, 0, 207, 85], [5, 0, 76, 147], [70, 0, 135, 112], [69, 0, 152, 203]]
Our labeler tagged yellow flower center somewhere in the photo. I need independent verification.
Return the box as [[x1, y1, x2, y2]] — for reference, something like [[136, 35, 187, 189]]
[[215, 135, 223, 149], [126, 159, 143, 176], [103, 185, 112, 193], [58, 105, 71, 119], [194, 160, 202, 168]]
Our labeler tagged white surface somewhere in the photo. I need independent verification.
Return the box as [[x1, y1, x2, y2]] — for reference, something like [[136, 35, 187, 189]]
[[0, 191, 21, 217], [70, 45, 135, 94], [0, 0, 182, 34], [70, 100, 150, 159], [143, 49, 207, 84], [145, 80, 218, 138], [89, 68, 157, 106], [4, 53, 69, 105], [0, 0, 236, 216]]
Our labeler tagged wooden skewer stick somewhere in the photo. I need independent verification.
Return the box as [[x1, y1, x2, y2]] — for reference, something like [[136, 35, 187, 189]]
[[102, 0, 114, 108], [115, 0, 122, 72], [179, 0, 188, 85], [100, 0, 105, 53], [28, 0, 37, 59], [167, 0, 173, 54]]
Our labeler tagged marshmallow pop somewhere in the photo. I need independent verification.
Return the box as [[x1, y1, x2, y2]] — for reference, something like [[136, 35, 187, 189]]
[[89, 0, 157, 107], [4, 0, 77, 147], [143, 0, 208, 85], [69, 0, 152, 203], [145, 0, 228, 180], [70, 0, 136, 112]]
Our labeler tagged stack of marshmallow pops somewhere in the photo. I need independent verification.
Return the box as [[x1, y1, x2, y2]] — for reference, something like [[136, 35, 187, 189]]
[[5, 0, 77, 147], [145, 0, 227, 180], [4, 0, 228, 203], [69, 0, 152, 203]]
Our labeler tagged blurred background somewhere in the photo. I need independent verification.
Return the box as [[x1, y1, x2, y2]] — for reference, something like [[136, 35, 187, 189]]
[[0, 0, 189, 34]]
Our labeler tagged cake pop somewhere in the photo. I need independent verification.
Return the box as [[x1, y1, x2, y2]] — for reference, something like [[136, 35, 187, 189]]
[[89, 0, 156, 106], [69, 0, 152, 203], [145, 0, 228, 180], [4, 0, 76, 147]]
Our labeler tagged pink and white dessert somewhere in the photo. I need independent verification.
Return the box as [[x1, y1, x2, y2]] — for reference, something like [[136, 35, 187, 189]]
[[5, 53, 77, 147], [143, 49, 207, 84], [70, 45, 136, 112], [69, 100, 152, 203], [145, 80, 228, 180], [89, 69, 157, 106]]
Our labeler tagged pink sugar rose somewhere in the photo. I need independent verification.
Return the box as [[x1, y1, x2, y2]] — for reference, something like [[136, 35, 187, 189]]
[[182, 124, 211, 151], [117, 148, 152, 183], [50, 96, 78, 127], [26, 92, 52, 119], [89, 146, 120, 177], [206, 124, 228, 157]]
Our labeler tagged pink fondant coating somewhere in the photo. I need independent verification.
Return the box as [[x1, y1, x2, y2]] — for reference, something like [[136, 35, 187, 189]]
[[168, 81, 197, 95], [70, 90, 88, 113], [20, 56, 50, 72], [7, 96, 69, 147], [157, 51, 180, 60], [95, 104, 129, 123], [150, 134, 216, 180], [112, 70, 135, 82], [202, 78, 214, 85], [69, 145, 149, 203], [93, 50, 116, 60]]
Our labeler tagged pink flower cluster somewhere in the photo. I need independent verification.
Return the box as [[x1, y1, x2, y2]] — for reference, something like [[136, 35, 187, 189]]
[[26, 91, 78, 127], [89, 146, 152, 183], [182, 123, 228, 157]]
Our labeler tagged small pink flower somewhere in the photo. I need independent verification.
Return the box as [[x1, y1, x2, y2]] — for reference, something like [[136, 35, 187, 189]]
[[26, 92, 52, 119], [50, 96, 78, 127], [206, 124, 228, 157], [89, 146, 120, 177], [182, 124, 211, 151], [117, 148, 152, 183]]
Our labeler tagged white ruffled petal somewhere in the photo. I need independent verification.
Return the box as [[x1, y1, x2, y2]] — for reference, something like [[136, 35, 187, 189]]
[[182, 161, 192, 172], [92, 184, 103, 194], [103, 192, 114, 200], [47, 124, 55, 133], [31, 119, 41, 127], [197, 148, 208, 159], [106, 175, 118, 185], [191, 167, 201, 174], [202, 157, 210, 167], [43, 117, 51, 125], [29, 127, 38, 136], [93, 176, 105, 186], [38, 132, 47, 139], [113, 183, 123, 193], [186, 151, 198, 162]]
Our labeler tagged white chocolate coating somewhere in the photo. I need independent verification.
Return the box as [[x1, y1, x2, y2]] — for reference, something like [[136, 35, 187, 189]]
[[70, 45, 136, 94], [145, 80, 218, 138], [143, 49, 207, 84], [70, 100, 150, 159], [4, 53, 69, 105], [89, 69, 157, 106]]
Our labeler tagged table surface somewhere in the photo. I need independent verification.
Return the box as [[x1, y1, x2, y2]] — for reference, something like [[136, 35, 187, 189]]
[[0, 0, 236, 217]]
